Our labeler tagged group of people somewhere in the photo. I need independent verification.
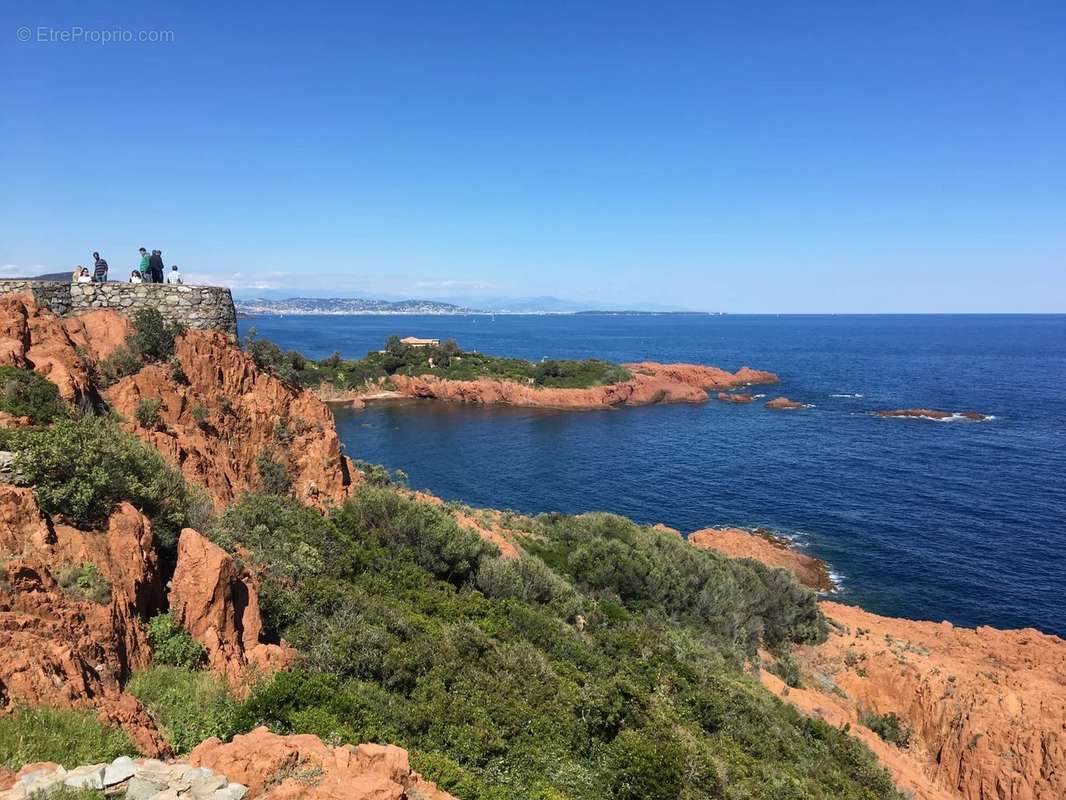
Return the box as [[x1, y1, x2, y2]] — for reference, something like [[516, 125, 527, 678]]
[[72, 248, 183, 285]]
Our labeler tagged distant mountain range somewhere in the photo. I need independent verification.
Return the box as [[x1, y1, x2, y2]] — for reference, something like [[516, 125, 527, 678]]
[[236, 297, 482, 315], [236, 295, 719, 316]]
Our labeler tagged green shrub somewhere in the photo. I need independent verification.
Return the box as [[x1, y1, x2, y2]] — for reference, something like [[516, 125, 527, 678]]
[[860, 711, 912, 747], [147, 612, 206, 669], [768, 651, 803, 688], [0, 366, 66, 423], [57, 562, 111, 604], [128, 308, 185, 363], [6, 416, 200, 540], [608, 729, 685, 800], [353, 460, 407, 488], [32, 788, 105, 800], [192, 404, 209, 427], [0, 707, 135, 769], [134, 398, 163, 429], [97, 346, 142, 387], [127, 665, 237, 754], [255, 449, 291, 494]]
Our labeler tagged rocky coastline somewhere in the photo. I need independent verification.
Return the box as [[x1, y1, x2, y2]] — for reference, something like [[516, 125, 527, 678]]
[[0, 292, 1058, 800]]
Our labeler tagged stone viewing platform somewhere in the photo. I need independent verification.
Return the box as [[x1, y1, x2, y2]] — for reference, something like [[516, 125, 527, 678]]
[[0, 279, 237, 337]]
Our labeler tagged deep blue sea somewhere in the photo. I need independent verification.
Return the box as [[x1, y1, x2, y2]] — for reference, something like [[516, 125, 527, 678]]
[[239, 314, 1066, 637]]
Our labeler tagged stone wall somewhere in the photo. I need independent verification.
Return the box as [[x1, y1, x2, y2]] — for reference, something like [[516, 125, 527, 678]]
[[0, 280, 237, 337]]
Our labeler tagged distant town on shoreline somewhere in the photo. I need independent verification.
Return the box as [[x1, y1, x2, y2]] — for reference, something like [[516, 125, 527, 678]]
[[235, 296, 724, 316]]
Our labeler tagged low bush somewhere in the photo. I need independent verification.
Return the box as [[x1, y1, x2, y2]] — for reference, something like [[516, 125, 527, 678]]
[[128, 308, 185, 363], [0, 707, 134, 769], [0, 366, 66, 423], [134, 397, 163, 429], [57, 562, 111, 604], [768, 651, 803, 688], [97, 346, 142, 387], [127, 665, 237, 754], [207, 487, 899, 800], [860, 710, 912, 748], [6, 416, 203, 543], [255, 449, 291, 495], [147, 612, 206, 669]]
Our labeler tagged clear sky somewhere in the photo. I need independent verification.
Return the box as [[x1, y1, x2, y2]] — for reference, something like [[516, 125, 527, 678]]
[[2, 1, 1064, 312]]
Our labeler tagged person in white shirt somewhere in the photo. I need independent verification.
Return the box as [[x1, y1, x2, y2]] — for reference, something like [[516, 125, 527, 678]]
[[130, 270, 143, 284], [166, 265, 183, 285], [76, 268, 93, 284]]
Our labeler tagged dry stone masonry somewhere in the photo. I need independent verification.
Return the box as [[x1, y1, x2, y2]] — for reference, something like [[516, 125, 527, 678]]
[[0, 280, 237, 338]]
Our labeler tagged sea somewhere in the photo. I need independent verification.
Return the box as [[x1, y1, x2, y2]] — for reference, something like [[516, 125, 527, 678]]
[[238, 313, 1066, 637]]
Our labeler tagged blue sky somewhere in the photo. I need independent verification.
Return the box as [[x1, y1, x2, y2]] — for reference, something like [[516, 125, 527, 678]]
[[2, 1, 1064, 312]]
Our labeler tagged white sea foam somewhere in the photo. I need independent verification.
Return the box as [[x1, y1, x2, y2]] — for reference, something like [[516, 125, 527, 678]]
[[830, 393, 864, 398], [877, 412, 996, 423]]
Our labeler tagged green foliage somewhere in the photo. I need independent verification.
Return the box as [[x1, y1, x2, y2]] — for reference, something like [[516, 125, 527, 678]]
[[127, 665, 238, 754], [32, 788, 105, 800], [147, 612, 207, 669], [192, 404, 209, 427], [129, 308, 185, 363], [134, 397, 163, 429], [206, 488, 899, 800], [0, 707, 134, 769], [523, 513, 827, 654], [860, 711, 912, 748], [255, 448, 292, 495], [608, 729, 685, 800], [97, 346, 142, 387], [0, 366, 66, 423], [769, 651, 804, 688], [353, 460, 407, 488], [57, 562, 111, 604], [6, 416, 203, 541], [250, 336, 634, 391]]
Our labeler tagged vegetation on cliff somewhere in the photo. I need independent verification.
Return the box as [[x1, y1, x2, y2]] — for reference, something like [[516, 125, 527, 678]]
[[121, 487, 898, 800], [245, 332, 632, 391]]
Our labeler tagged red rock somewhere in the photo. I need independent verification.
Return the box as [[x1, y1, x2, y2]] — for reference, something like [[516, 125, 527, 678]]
[[189, 726, 455, 800], [716, 392, 754, 404], [388, 362, 777, 410], [764, 396, 811, 410], [168, 529, 294, 687], [0, 487, 168, 756], [652, 523, 683, 539], [688, 527, 833, 591], [105, 329, 356, 509]]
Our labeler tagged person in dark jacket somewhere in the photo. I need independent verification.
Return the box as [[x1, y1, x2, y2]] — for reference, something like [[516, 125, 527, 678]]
[[149, 250, 165, 283], [92, 252, 108, 282]]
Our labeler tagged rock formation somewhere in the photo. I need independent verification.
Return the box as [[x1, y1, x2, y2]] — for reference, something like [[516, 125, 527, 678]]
[[688, 527, 833, 591], [690, 527, 1066, 800], [875, 409, 989, 421], [104, 329, 356, 509], [0, 485, 167, 756], [716, 392, 755, 403], [389, 362, 778, 409], [168, 529, 294, 685], [189, 727, 454, 800], [764, 396, 811, 410]]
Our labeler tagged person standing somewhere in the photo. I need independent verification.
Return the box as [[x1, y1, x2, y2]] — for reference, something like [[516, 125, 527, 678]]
[[92, 252, 108, 282], [166, 265, 183, 284], [149, 250, 165, 283], [138, 248, 151, 281]]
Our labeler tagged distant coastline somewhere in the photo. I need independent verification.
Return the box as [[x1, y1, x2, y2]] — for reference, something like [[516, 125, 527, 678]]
[[235, 296, 720, 316]]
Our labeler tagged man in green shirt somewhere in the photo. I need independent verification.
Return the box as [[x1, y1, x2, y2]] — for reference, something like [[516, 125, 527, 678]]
[[138, 247, 150, 280]]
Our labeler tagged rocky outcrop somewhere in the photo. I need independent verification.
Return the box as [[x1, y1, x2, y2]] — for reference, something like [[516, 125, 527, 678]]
[[716, 392, 755, 403], [189, 727, 455, 800], [764, 396, 811, 410], [0, 485, 167, 756], [105, 330, 356, 508], [691, 526, 1066, 800], [0, 293, 125, 404], [688, 527, 833, 591], [168, 529, 294, 686], [875, 409, 989, 422], [389, 362, 778, 409]]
